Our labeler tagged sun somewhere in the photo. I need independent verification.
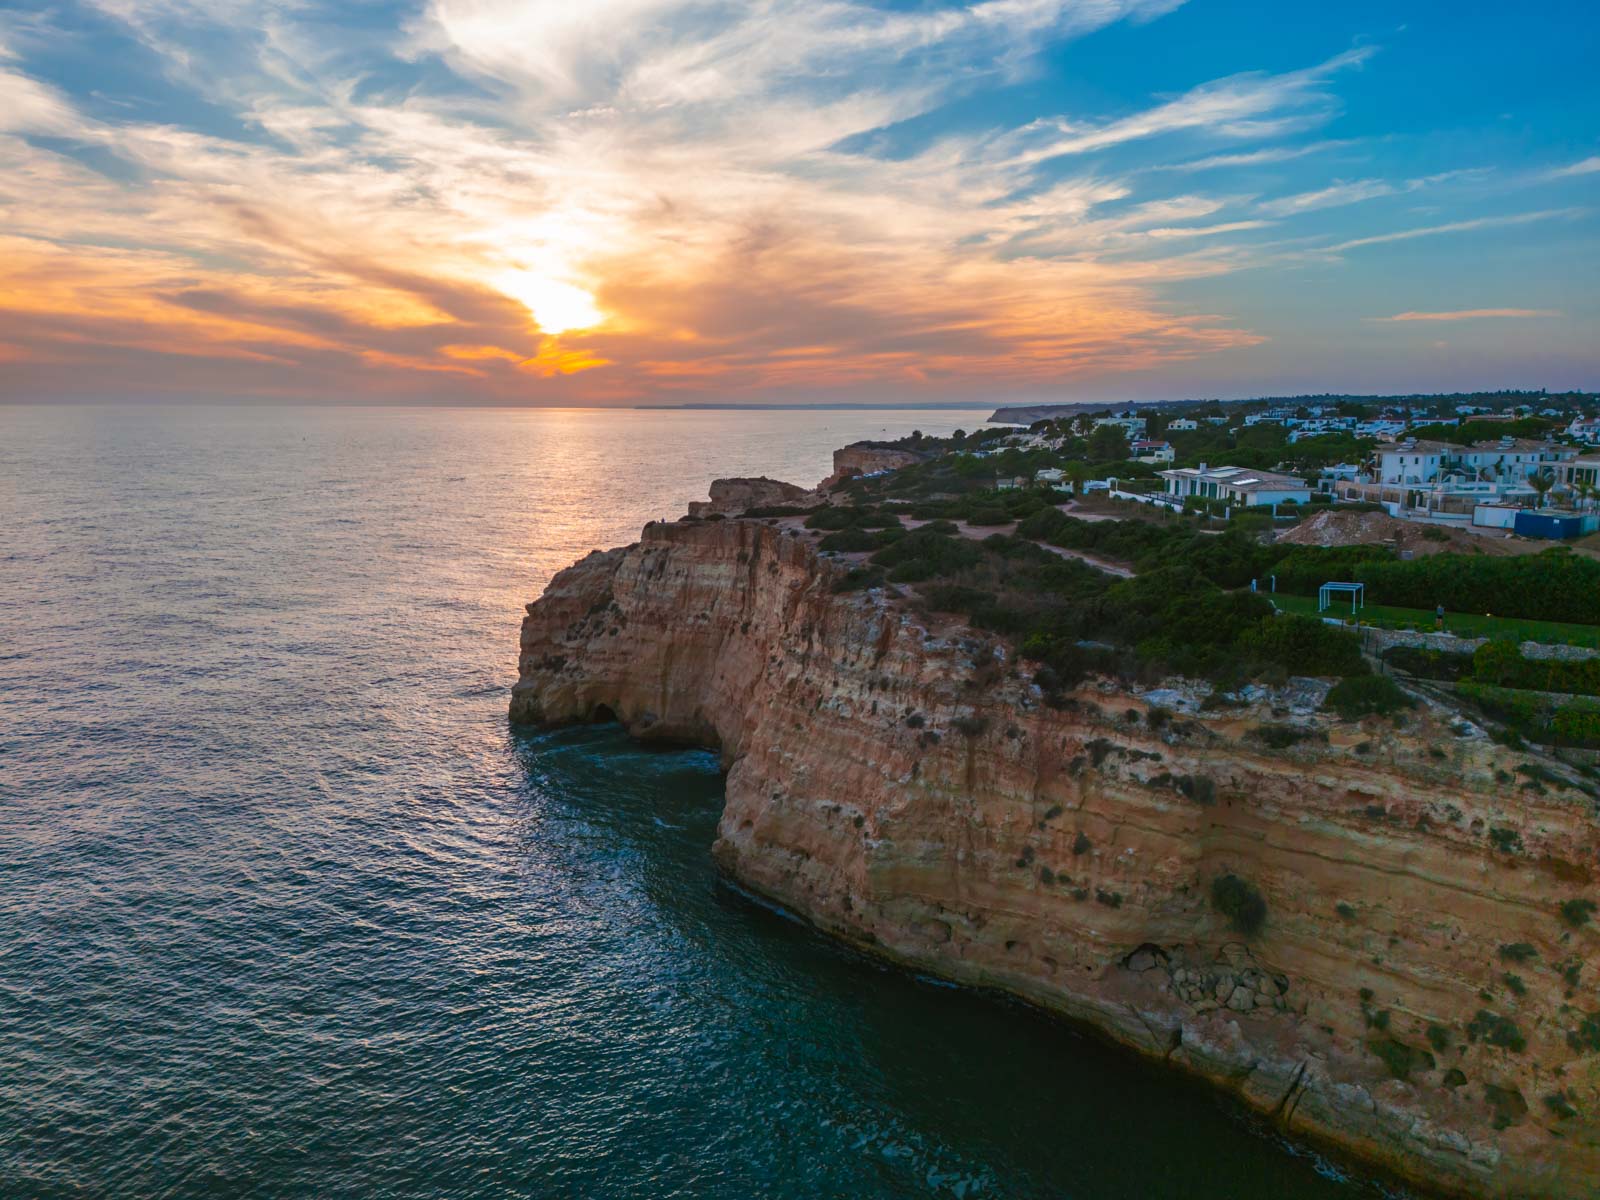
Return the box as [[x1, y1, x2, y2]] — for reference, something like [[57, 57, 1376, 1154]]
[[492, 270, 603, 335]]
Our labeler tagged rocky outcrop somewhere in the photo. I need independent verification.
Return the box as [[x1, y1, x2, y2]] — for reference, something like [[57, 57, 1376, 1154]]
[[512, 518, 1599, 1199], [821, 442, 929, 489], [686, 476, 820, 518]]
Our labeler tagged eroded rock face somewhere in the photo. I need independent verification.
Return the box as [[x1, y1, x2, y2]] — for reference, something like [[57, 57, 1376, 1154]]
[[512, 518, 1600, 1199], [685, 476, 820, 519], [821, 443, 928, 489]]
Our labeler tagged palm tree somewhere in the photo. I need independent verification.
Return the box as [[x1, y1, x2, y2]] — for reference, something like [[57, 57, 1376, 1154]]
[[1529, 469, 1555, 509], [1067, 460, 1090, 497]]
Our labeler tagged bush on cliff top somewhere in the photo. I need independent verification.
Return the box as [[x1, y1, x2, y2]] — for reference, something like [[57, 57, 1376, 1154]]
[[1322, 675, 1414, 720]]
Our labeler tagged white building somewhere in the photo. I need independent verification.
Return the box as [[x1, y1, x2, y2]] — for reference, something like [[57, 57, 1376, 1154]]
[[1094, 415, 1147, 436], [1034, 467, 1066, 485], [1166, 417, 1198, 431], [1158, 464, 1312, 507], [1355, 419, 1407, 439], [1566, 417, 1600, 444], [1557, 455, 1600, 498], [1130, 439, 1175, 464], [1373, 438, 1575, 486]]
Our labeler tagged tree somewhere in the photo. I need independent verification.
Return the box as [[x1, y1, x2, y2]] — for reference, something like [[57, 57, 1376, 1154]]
[[1067, 460, 1090, 495], [1087, 424, 1131, 462], [1530, 470, 1554, 509]]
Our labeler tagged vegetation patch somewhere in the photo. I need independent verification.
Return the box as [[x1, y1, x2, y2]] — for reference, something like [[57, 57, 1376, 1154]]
[[1368, 1037, 1434, 1082], [1211, 873, 1267, 935], [1560, 898, 1596, 929], [1323, 675, 1415, 720], [1248, 723, 1322, 750], [1544, 1091, 1578, 1120], [1566, 1011, 1600, 1054], [1466, 1010, 1526, 1053], [1483, 1083, 1528, 1130], [1487, 827, 1523, 855], [1497, 942, 1538, 963]]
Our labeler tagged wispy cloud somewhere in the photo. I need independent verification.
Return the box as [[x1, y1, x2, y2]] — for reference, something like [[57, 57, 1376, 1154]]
[[1153, 139, 1354, 172], [1546, 155, 1600, 179], [1328, 207, 1587, 251], [1370, 308, 1561, 322], [1259, 178, 1394, 216], [1, 3, 1586, 403]]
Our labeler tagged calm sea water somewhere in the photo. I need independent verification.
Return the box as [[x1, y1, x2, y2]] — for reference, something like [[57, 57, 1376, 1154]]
[[1, 406, 1369, 1199]]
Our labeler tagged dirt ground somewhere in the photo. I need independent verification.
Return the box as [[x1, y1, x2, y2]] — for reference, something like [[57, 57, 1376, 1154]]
[[1274, 509, 1537, 557]]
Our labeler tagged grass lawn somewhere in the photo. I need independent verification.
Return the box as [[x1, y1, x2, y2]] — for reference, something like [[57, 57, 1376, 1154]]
[[1267, 592, 1600, 648]]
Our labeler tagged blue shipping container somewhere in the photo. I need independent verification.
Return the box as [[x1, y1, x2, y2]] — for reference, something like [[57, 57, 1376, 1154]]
[[1513, 510, 1585, 539]]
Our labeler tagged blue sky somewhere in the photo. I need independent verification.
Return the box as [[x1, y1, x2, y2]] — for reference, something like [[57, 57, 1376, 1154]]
[[1, 0, 1595, 403]]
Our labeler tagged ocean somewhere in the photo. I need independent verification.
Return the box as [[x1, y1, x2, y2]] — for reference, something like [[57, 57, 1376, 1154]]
[[0, 405, 1367, 1198]]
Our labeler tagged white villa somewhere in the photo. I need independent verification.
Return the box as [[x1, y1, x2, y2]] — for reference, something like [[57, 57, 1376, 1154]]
[[1373, 438, 1576, 486], [1166, 417, 1198, 432], [1158, 464, 1312, 507], [1094, 414, 1147, 436], [1130, 439, 1175, 464], [1566, 417, 1600, 444]]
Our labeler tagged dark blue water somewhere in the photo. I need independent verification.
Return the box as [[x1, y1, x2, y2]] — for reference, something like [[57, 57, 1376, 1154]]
[[1, 406, 1368, 1198]]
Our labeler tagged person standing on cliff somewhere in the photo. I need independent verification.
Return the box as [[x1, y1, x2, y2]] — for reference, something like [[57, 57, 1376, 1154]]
[[1435, 603, 1445, 630]]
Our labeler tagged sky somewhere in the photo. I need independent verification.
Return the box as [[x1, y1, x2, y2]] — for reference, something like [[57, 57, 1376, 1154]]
[[1, 0, 1596, 406]]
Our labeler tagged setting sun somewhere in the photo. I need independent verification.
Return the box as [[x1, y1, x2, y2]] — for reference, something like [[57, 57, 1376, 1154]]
[[492, 270, 603, 335]]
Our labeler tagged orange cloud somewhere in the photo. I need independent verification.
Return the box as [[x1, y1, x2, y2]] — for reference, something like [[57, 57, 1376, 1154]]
[[0, 1, 1320, 404]]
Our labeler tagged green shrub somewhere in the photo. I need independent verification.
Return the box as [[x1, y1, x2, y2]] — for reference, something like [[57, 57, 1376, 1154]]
[[1368, 1037, 1435, 1081], [1466, 1010, 1526, 1052], [1382, 645, 1473, 681], [818, 528, 880, 552], [1484, 1083, 1528, 1129], [1236, 615, 1368, 678], [1323, 675, 1415, 720], [1426, 1023, 1453, 1053], [831, 567, 883, 593], [1474, 639, 1600, 696], [1249, 723, 1321, 749], [1544, 1092, 1578, 1119], [1498, 943, 1538, 963], [1487, 827, 1523, 855], [1211, 873, 1267, 935], [1559, 898, 1596, 928]]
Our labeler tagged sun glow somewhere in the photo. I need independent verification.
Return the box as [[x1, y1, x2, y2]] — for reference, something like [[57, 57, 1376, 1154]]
[[492, 270, 604, 335]]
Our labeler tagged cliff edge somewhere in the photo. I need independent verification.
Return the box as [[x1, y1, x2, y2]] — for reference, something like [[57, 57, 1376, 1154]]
[[512, 517, 1599, 1198]]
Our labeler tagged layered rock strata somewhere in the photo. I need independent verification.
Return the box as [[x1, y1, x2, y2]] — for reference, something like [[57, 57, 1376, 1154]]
[[511, 517, 1599, 1199]]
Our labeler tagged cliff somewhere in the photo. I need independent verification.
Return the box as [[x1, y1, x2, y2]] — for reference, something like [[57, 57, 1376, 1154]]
[[686, 476, 820, 518], [512, 517, 1599, 1198], [821, 442, 930, 489]]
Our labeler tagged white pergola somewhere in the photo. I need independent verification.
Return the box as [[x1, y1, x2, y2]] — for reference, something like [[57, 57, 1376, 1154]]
[[1318, 581, 1365, 614]]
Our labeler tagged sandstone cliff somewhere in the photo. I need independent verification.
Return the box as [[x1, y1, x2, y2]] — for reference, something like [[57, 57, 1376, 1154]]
[[821, 442, 930, 489], [512, 517, 1599, 1199], [686, 476, 821, 518]]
